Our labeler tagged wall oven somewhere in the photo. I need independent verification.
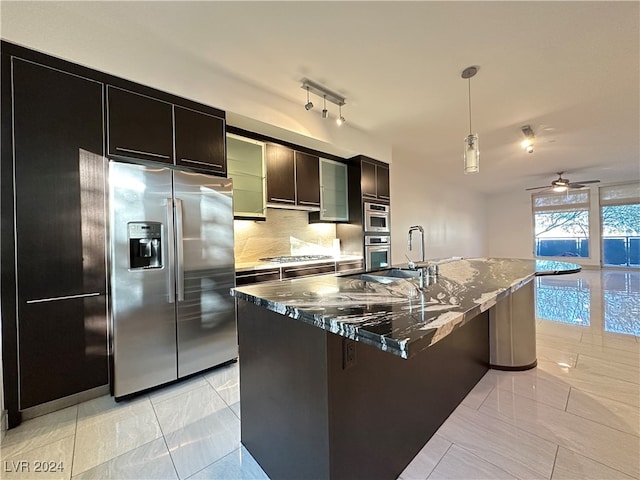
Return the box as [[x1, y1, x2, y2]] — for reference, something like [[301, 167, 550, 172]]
[[364, 202, 390, 233], [365, 235, 391, 270]]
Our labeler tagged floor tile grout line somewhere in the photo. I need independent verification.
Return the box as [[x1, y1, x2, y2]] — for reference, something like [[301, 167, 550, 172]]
[[549, 444, 560, 480], [150, 396, 181, 480], [449, 442, 523, 480], [424, 441, 453, 479], [183, 446, 242, 480], [560, 444, 640, 479], [482, 380, 640, 438], [469, 395, 639, 465], [68, 404, 79, 480], [440, 403, 563, 476]]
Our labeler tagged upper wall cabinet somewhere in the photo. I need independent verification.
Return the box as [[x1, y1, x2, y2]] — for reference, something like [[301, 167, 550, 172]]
[[108, 86, 227, 176], [266, 143, 296, 205], [294, 151, 320, 208], [227, 133, 266, 219], [107, 86, 173, 164], [361, 157, 390, 202], [175, 106, 226, 174], [265, 144, 321, 209], [318, 158, 349, 222]]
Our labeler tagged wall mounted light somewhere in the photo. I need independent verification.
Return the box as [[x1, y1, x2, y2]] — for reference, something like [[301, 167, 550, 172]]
[[461, 66, 479, 174], [521, 124, 535, 153], [301, 79, 346, 125]]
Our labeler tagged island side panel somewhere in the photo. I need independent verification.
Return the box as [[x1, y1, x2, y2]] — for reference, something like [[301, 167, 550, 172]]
[[237, 299, 331, 479], [326, 312, 490, 480]]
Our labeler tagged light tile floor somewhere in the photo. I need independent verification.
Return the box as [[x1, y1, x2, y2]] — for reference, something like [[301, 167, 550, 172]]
[[1, 269, 638, 479]]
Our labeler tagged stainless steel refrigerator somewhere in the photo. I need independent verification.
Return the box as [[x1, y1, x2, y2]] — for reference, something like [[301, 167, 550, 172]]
[[109, 161, 237, 398]]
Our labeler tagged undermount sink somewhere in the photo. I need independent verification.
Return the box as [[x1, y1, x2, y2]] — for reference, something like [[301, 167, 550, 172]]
[[357, 268, 420, 283]]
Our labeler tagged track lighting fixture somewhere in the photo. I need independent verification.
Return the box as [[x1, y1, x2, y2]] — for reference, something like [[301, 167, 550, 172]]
[[461, 66, 480, 174], [301, 79, 346, 125], [304, 86, 314, 111], [520, 125, 535, 153]]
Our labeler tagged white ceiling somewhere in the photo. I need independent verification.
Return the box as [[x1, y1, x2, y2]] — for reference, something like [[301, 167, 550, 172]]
[[3, 1, 639, 194]]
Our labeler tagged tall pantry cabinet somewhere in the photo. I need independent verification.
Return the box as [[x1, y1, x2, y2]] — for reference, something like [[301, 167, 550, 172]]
[[1, 46, 109, 426]]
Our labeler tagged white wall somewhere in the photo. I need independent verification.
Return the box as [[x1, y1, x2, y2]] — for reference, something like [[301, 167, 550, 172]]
[[390, 148, 488, 264], [486, 186, 602, 267]]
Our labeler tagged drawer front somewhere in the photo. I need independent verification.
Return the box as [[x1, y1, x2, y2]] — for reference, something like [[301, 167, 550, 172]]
[[336, 260, 364, 273], [235, 269, 281, 286], [282, 262, 335, 279]]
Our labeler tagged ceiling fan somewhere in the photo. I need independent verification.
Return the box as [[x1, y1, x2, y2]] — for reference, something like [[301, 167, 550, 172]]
[[525, 172, 601, 192]]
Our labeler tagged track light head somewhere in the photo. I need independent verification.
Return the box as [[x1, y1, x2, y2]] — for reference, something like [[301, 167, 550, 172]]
[[520, 125, 535, 153], [305, 101, 314, 111], [322, 108, 328, 119], [336, 115, 345, 126]]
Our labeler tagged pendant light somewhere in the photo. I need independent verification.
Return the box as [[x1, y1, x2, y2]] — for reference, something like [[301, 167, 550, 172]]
[[322, 95, 328, 119], [462, 66, 479, 174]]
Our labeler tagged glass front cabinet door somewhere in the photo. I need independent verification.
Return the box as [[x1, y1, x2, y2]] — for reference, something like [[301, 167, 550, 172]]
[[319, 158, 349, 222], [226, 134, 266, 219]]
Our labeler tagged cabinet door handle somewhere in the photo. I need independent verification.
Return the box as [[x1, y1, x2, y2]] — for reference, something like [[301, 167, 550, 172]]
[[270, 198, 295, 203], [26, 292, 101, 304], [180, 158, 223, 169], [378, 195, 390, 199], [298, 200, 320, 206], [115, 147, 170, 159]]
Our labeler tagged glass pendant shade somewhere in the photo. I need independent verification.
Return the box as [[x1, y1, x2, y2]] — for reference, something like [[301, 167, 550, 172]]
[[464, 133, 479, 174]]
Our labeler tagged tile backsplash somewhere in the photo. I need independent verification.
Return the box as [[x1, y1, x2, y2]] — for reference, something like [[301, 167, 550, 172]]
[[234, 208, 337, 262]]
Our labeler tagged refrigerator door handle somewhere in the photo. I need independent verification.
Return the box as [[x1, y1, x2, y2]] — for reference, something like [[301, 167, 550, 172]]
[[166, 197, 176, 303], [175, 198, 185, 302]]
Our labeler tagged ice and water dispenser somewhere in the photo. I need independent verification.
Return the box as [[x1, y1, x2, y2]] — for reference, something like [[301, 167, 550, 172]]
[[128, 222, 162, 269]]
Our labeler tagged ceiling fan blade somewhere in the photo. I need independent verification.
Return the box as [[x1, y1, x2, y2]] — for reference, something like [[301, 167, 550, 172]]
[[570, 180, 600, 185], [525, 185, 550, 191]]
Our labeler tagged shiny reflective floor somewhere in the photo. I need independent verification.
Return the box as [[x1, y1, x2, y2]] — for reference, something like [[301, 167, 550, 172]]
[[1, 269, 638, 479]]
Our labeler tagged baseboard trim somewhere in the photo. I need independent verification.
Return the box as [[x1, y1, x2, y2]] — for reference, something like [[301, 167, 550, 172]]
[[21, 384, 109, 421]]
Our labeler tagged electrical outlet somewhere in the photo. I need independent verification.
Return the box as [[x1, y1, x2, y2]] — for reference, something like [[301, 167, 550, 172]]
[[343, 339, 357, 369]]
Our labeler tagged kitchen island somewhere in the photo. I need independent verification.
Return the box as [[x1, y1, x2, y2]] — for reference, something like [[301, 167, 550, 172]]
[[231, 258, 579, 479]]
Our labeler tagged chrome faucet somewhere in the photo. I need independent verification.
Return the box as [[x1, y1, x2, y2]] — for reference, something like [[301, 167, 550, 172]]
[[408, 225, 435, 289], [407, 225, 425, 265]]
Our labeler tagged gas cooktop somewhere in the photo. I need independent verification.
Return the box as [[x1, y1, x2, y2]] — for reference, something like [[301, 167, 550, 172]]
[[259, 255, 334, 263]]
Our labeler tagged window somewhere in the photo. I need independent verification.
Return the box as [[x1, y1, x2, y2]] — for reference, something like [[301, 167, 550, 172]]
[[600, 183, 640, 268], [532, 190, 590, 258]]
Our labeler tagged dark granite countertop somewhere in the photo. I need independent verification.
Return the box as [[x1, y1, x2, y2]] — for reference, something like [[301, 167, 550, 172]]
[[231, 257, 580, 359]]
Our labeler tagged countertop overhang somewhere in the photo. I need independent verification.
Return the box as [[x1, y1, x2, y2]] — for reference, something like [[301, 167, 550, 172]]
[[231, 258, 580, 359]]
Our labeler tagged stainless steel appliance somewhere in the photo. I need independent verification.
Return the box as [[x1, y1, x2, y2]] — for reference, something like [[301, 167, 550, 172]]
[[110, 161, 236, 398], [364, 202, 390, 233], [365, 235, 391, 270]]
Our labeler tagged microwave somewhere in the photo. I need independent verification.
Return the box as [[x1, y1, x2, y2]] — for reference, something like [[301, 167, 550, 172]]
[[364, 202, 390, 233]]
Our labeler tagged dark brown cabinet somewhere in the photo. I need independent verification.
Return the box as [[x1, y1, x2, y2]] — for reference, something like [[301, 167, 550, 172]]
[[361, 160, 377, 199], [107, 86, 173, 163], [266, 144, 321, 208], [266, 143, 296, 204], [175, 106, 226, 175], [11, 58, 108, 410], [235, 268, 281, 286], [295, 151, 320, 207], [281, 262, 335, 279], [376, 164, 390, 200], [361, 158, 390, 201]]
